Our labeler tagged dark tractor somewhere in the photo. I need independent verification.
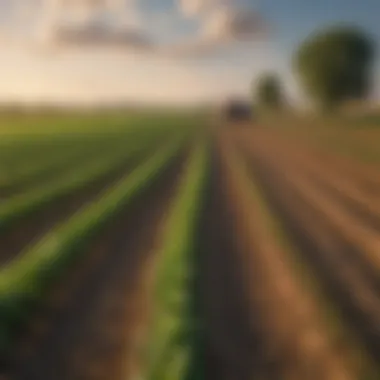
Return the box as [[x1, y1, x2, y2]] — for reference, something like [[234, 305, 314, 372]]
[[223, 99, 253, 124]]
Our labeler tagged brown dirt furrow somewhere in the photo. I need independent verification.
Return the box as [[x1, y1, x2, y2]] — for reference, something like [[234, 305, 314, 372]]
[[238, 128, 380, 196], [2, 150, 187, 380], [266, 141, 380, 231], [241, 131, 380, 230], [234, 131, 380, 285], [199, 143, 262, 380], [246, 142, 380, 293], [304, 142, 380, 192], [214, 132, 355, 380], [0, 154, 146, 266], [244, 148, 380, 368]]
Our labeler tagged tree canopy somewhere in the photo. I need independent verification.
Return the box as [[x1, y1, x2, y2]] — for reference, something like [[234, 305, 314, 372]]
[[294, 25, 376, 111], [254, 73, 283, 110]]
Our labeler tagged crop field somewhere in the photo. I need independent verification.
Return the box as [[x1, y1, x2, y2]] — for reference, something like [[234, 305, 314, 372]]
[[1, 112, 380, 380]]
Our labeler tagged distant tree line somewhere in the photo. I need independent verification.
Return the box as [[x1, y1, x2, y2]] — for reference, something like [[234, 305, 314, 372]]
[[252, 24, 376, 113]]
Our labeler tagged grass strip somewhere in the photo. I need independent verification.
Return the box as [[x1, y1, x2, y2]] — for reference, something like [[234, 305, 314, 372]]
[[0, 132, 169, 232], [0, 134, 186, 355], [0, 127, 172, 186], [0, 137, 125, 191], [145, 139, 209, 380]]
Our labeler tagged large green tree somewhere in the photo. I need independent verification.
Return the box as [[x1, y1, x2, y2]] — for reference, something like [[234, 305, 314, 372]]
[[254, 73, 283, 110], [294, 25, 376, 111]]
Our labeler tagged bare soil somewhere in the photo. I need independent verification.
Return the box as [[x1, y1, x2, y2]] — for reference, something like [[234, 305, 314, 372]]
[[241, 136, 380, 368], [199, 142, 262, 380], [237, 130, 380, 290], [213, 132, 354, 380]]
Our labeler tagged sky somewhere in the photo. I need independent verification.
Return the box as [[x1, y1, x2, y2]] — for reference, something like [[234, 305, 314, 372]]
[[0, 0, 379, 106]]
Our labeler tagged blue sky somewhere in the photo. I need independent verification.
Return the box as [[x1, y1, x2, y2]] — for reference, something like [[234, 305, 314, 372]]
[[0, 0, 378, 105], [261, 0, 380, 61], [258, 0, 380, 102]]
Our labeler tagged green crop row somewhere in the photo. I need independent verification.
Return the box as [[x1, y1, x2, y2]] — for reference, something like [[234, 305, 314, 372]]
[[0, 131, 173, 234], [0, 132, 111, 173], [0, 127, 172, 189], [146, 139, 209, 380], [0, 137, 121, 190], [0, 134, 186, 354]]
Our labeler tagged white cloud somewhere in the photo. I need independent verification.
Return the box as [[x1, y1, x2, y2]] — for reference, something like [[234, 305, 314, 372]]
[[203, 7, 266, 41], [177, 0, 266, 50], [0, 0, 151, 50], [179, 0, 206, 17], [51, 20, 153, 50], [179, 0, 228, 17], [0, 48, 243, 105], [0, 0, 266, 57]]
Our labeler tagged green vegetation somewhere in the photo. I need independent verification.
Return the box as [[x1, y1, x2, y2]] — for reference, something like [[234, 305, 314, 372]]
[[147, 139, 209, 380], [1, 106, 380, 379], [294, 25, 376, 112], [0, 135, 124, 191], [0, 110, 204, 137], [254, 73, 284, 111], [0, 131, 173, 233], [0, 134, 187, 355]]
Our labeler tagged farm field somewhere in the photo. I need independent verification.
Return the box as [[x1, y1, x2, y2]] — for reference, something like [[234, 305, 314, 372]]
[[1, 112, 380, 380], [262, 113, 380, 164]]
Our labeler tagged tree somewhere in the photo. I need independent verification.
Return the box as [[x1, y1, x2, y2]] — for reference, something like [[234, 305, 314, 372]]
[[254, 73, 283, 110], [294, 25, 375, 112]]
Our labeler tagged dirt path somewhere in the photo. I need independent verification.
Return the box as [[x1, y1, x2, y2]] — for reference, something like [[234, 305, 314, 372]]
[[250, 128, 380, 195], [235, 130, 380, 289], [197, 131, 353, 379], [244, 136, 380, 278], [217, 133, 355, 379], [240, 131, 380, 227], [242, 143, 380, 369], [199, 143, 262, 380], [0, 154, 145, 266], [2, 151, 187, 380], [238, 128, 380, 194]]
